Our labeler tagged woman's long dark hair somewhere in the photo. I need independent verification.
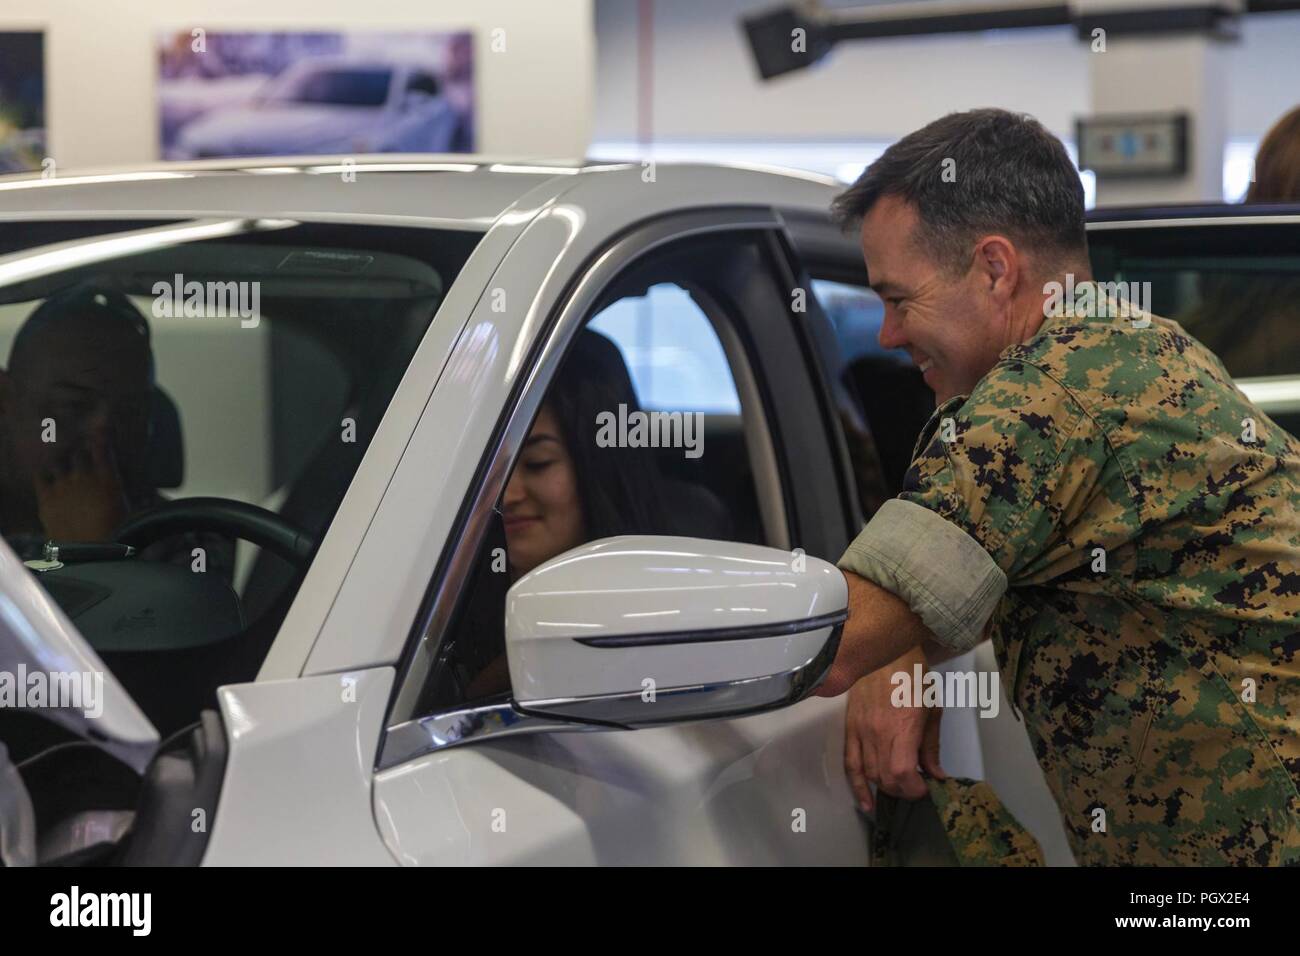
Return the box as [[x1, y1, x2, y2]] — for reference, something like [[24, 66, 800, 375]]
[[544, 329, 676, 540]]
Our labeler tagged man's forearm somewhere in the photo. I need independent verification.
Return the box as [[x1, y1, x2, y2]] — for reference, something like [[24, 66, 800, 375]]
[[816, 569, 934, 697]]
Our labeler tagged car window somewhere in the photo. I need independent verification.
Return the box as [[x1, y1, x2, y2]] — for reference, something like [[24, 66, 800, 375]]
[[272, 68, 392, 107], [588, 282, 741, 413], [1090, 228, 1300, 438], [0, 219, 479, 736], [810, 278, 933, 500], [418, 270, 773, 713]]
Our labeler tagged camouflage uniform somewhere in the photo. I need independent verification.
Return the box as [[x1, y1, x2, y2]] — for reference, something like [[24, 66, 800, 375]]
[[871, 777, 1045, 867], [839, 289, 1300, 865]]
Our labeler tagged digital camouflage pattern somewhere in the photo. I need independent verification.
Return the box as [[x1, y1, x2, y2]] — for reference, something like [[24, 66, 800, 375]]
[[899, 297, 1300, 865], [870, 779, 1046, 866]]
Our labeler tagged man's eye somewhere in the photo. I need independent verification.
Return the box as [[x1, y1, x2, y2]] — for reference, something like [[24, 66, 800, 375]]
[[887, 298, 905, 309]]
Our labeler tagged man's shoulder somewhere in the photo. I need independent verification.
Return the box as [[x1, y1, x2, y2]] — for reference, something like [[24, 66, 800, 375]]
[[987, 312, 1237, 420]]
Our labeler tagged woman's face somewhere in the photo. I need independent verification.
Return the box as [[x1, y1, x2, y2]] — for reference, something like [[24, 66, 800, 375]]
[[501, 404, 587, 576]]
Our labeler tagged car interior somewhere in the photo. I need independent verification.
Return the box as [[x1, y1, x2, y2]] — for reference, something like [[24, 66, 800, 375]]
[[0, 220, 480, 862]]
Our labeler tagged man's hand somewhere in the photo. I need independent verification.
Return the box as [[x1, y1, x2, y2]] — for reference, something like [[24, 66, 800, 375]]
[[843, 646, 945, 813]]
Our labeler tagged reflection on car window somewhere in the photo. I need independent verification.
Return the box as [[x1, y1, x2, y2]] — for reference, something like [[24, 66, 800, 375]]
[[1096, 252, 1300, 438], [588, 282, 741, 413], [0, 220, 478, 735], [810, 278, 933, 500], [810, 278, 911, 367]]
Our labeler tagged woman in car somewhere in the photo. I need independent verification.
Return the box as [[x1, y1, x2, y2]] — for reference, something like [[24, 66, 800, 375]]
[[442, 328, 729, 703]]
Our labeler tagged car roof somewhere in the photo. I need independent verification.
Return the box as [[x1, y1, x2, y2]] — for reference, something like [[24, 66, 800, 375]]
[[0, 155, 843, 232]]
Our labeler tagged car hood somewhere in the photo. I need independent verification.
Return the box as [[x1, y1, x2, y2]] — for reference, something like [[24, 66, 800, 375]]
[[182, 104, 383, 154], [0, 537, 158, 773]]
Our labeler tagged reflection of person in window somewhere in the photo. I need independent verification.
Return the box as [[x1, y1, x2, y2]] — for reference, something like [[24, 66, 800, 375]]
[[457, 329, 729, 699], [0, 287, 233, 578], [1247, 105, 1300, 203], [1180, 105, 1300, 378]]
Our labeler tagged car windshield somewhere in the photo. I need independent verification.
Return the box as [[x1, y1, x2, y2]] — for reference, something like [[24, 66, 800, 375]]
[[0, 218, 479, 742], [270, 68, 393, 107]]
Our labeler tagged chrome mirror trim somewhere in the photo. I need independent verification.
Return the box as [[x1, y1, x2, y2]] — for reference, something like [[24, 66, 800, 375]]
[[379, 696, 600, 768], [377, 620, 841, 770], [521, 620, 842, 727], [575, 609, 845, 648]]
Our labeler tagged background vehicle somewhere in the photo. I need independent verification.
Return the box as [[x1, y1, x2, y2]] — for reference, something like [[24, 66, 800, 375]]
[[0, 159, 1294, 865], [172, 58, 465, 158]]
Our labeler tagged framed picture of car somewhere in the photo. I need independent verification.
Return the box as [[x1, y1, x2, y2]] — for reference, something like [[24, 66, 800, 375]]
[[156, 29, 474, 160], [0, 31, 45, 173]]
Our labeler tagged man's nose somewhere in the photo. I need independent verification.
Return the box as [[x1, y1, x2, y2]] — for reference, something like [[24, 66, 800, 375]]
[[878, 311, 906, 350]]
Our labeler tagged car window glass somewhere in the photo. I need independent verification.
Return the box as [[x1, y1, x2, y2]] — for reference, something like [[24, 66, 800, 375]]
[[810, 278, 933, 499], [1093, 246, 1300, 438], [588, 282, 741, 413], [274, 68, 392, 107], [0, 220, 478, 739]]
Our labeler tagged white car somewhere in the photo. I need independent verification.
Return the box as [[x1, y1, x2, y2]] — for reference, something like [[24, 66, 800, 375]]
[[172, 58, 465, 159], [0, 158, 881, 866], [1, 159, 1291, 866]]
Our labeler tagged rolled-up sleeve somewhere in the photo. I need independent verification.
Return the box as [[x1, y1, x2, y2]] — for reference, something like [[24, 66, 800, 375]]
[[839, 498, 1006, 652], [839, 359, 1109, 653]]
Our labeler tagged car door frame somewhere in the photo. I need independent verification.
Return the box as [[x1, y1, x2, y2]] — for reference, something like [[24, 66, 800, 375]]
[[360, 206, 872, 865], [378, 206, 851, 765]]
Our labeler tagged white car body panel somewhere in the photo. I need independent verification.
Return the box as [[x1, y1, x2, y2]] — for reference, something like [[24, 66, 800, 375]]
[[374, 696, 869, 866], [203, 668, 397, 866]]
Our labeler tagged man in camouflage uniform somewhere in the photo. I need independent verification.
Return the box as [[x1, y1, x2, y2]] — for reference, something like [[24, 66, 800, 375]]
[[814, 108, 1300, 866]]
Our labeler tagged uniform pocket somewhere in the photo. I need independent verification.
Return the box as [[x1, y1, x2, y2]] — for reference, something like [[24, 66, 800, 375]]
[[1012, 622, 1165, 786]]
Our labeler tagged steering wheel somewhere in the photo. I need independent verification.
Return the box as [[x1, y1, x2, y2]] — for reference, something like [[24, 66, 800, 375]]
[[115, 497, 315, 566]]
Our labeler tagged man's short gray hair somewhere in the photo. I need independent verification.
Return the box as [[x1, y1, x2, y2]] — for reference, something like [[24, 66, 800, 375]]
[[830, 108, 1088, 276]]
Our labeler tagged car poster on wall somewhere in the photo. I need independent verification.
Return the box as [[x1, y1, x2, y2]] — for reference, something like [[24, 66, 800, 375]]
[[0, 32, 45, 173], [157, 30, 474, 160]]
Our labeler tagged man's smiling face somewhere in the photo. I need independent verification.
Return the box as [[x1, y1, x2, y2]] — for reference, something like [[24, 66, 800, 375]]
[[860, 194, 1010, 404]]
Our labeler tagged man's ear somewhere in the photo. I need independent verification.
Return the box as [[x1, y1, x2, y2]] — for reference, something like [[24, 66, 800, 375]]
[[973, 235, 1021, 303]]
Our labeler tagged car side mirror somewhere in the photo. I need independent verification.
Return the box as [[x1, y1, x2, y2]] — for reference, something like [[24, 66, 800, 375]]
[[505, 535, 846, 727], [400, 90, 434, 112]]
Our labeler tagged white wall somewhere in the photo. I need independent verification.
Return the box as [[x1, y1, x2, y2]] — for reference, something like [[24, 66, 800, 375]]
[[595, 0, 1300, 146], [2, 0, 594, 170]]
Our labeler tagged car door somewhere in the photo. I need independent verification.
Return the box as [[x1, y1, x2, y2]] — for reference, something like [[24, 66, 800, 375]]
[[371, 212, 871, 865]]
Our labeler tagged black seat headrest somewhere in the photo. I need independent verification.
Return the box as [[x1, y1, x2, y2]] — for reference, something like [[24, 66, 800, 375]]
[[147, 386, 184, 489]]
